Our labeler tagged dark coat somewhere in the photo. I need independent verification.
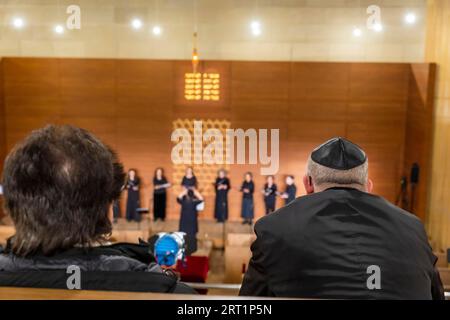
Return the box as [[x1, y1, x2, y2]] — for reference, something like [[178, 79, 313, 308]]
[[240, 188, 444, 299], [0, 242, 195, 294], [153, 177, 168, 220], [181, 176, 197, 189], [126, 178, 140, 221], [240, 181, 255, 219], [263, 183, 277, 213], [178, 196, 203, 254], [284, 184, 297, 205]]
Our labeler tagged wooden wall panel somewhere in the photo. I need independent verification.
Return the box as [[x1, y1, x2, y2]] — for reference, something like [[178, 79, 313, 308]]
[[231, 61, 290, 102], [60, 59, 117, 118], [349, 63, 409, 102], [0, 58, 435, 223], [290, 63, 350, 101], [116, 60, 175, 218], [403, 63, 436, 221]]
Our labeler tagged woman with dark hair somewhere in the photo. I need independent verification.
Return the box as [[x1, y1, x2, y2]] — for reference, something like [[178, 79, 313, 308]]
[[240, 172, 255, 225], [177, 188, 204, 254], [153, 167, 171, 221], [0, 125, 194, 294], [125, 169, 140, 222], [263, 175, 277, 215], [214, 169, 230, 223], [181, 167, 197, 190]]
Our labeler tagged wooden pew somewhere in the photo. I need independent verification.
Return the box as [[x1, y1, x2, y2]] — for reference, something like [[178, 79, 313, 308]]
[[435, 251, 449, 268], [224, 233, 256, 283], [438, 267, 450, 287], [0, 287, 277, 300]]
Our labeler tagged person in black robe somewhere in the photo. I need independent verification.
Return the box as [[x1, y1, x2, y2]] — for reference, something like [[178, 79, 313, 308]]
[[240, 172, 255, 225], [177, 188, 204, 255], [125, 169, 140, 222], [240, 137, 444, 299], [112, 200, 121, 224], [262, 175, 277, 215], [280, 175, 297, 205], [181, 167, 197, 190], [153, 167, 171, 222], [214, 169, 230, 223]]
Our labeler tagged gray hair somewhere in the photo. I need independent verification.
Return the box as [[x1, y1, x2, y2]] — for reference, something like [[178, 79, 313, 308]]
[[307, 156, 368, 190]]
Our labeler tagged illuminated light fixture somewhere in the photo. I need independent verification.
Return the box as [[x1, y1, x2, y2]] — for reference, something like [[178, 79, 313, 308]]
[[373, 23, 383, 32], [131, 18, 143, 30], [352, 27, 362, 37], [250, 20, 262, 36], [152, 25, 162, 36], [192, 32, 199, 73], [252, 27, 262, 36], [11, 17, 25, 29], [184, 72, 220, 101], [54, 24, 65, 34], [250, 20, 260, 30], [404, 13, 416, 25]]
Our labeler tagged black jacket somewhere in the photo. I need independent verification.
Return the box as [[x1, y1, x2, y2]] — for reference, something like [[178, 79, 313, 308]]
[[240, 188, 444, 299], [0, 242, 195, 294]]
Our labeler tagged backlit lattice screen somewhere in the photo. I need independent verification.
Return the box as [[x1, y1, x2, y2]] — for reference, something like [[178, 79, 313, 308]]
[[184, 73, 220, 101], [172, 118, 230, 196]]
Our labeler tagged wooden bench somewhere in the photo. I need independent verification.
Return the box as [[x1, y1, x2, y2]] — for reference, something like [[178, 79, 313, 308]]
[[0, 287, 276, 300], [434, 251, 449, 268], [439, 267, 450, 287], [224, 233, 256, 283]]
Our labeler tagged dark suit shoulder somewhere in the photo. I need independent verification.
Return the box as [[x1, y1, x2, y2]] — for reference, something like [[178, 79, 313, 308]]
[[256, 189, 426, 237], [253, 194, 315, 235]]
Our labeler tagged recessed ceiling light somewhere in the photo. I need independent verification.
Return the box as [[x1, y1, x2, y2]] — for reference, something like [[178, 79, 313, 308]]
[[152, 25, 162, 36], [251, 20, 261, 30], [131, 18, 143, 30], [373, 23, 383, 32], [54, 24, 65, 34], [11, 17, 25, 29], [250, 20, 262, 36], [404, 13, 416, 25], [352, 28, 362, 37]]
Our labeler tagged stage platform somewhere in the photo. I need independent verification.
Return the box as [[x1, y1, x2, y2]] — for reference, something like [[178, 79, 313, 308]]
[[111, 218, 255, 249]]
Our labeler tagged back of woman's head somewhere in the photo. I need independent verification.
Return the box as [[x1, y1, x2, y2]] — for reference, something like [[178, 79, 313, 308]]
[[1, 125, 125, 256]]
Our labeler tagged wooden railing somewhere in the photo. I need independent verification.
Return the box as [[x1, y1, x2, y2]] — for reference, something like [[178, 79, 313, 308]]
[[0, 287, 274, 300], [0, 286, 448, 300]]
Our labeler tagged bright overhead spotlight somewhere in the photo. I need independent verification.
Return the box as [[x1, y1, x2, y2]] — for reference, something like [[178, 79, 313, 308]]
[[250, 20, 261, 30], [352, 27, 362, 37], [373, 23, 383, 32], [250, 20, 262, 36], [131, 18, 143, 30], [404, 13, 416, 25], [252, 27, 262, 36], [11, 17, 25, 29], [152, 25, 162, 36], [54, 24, 65, 34]]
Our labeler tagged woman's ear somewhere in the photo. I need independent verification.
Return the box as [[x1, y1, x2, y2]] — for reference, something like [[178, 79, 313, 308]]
[[303, 175, 314, 194]]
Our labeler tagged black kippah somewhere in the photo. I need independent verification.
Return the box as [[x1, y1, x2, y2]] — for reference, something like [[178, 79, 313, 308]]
[[311, 137, 367, 170]]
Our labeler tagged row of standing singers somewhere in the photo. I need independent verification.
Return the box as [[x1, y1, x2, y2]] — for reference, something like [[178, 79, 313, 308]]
[[119, 167, 297, 254], [120, 167, 298, 223]]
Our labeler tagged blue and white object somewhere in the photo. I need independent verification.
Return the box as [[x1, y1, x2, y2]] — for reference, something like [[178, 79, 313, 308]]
[[154, 232, 186, 267]]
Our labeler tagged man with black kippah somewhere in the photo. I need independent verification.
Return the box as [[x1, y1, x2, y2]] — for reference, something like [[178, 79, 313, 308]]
[[240, 137, 444, 299]]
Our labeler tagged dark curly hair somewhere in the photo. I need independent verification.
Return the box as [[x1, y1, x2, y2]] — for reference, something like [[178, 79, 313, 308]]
[[1, 125, 125, 256]]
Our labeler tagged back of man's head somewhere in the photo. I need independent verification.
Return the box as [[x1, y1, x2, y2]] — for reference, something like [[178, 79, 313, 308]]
[[1, 125, 125, 256], [304, 137, 371, 193]]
